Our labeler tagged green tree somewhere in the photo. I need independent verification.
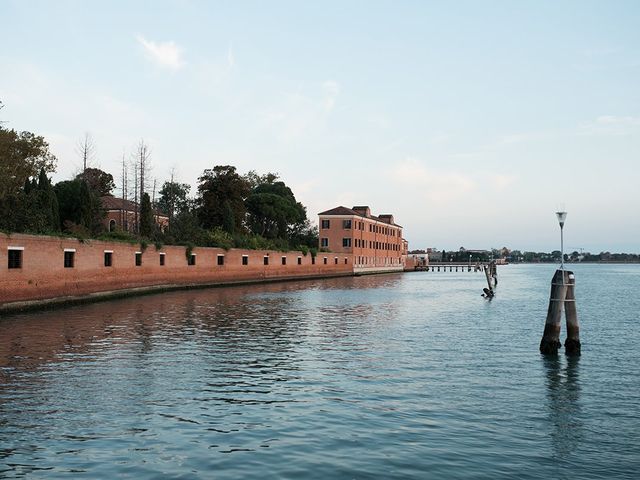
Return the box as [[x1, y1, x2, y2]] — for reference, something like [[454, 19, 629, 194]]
[[76, 167, 116, 196], [0, 127, 57, 199], [157, 181, 191, 224], [197, 165, 250, 231], [54, 178, 104, 235], [245, 181, 306, 241], [36, 168, 60, 232], [244, 170, 279, 190], [139, 192, 154, 238]]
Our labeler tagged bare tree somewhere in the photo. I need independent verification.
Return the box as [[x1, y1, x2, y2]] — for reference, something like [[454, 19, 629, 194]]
[[76, 132, 96, 173], [120, 152, 128, 231], [132, 139, 152, 234]]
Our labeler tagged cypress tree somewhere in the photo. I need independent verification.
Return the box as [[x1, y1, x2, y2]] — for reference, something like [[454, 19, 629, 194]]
[[139, 192, 154, 238]]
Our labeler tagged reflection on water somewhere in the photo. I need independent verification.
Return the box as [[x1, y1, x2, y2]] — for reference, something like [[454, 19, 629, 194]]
[[543, 355, 582, 461], [1, 266, 640, 479]]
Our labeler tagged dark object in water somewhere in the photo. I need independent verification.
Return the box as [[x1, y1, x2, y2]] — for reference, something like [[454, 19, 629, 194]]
[[482, 287, 494, 299]]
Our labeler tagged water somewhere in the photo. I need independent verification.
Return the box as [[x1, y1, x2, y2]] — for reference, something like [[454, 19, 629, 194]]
[[1, 264, 639, 479]]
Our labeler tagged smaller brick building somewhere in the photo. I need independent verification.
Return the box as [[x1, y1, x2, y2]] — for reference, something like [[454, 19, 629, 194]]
[[101, 196, 169, 233]]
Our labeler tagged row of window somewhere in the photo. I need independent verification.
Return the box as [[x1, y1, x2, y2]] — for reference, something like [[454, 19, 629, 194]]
[[320, 219, 399, 237], [320, 238, 401, 251], [5, 248, 350, 269], [355, 256, 402, 266]]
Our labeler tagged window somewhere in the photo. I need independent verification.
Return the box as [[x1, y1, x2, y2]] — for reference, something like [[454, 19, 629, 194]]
[[321, 219, 330, 229], [217, 255, 225, 266], [64, 250, 75, 268], [8, 248, 23, 269], [321, 238, 329, 248], [297, 257, 302, 265], [345, 258, 348, 265], [323, 257, 328, 265], [264, 256, 269, 266], [282, 256, 287, 265], [135, 252, 142, 266], [159, 253, 165, 266], [342, 238, 352, 248], [334, 257, 338, 265], [312, 256, 316, 265], [242, 255, 249, 265], [104, 251, 113, 267], [188, 254, 196, 266], [109, 219, 116, 232], [343, 220, 352, 229]]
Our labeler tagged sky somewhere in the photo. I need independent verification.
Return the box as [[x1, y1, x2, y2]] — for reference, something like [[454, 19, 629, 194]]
[[1, 0, 639, 253]]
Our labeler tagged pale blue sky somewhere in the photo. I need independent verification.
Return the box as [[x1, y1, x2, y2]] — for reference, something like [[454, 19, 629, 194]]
[[2, 0, 639, 252]]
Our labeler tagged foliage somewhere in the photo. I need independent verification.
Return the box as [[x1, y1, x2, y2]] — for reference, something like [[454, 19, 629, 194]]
[[206, 227, 234, 250], [185, 242, 194, 261], [76, 167, 116, 196], [245, 181, 307, 241], [244, 170, 278, 190], [0, 126, 57, 199], [157, 181, 191, 218], [139, 192, 154, 238], [0, 168, 59, 234], [54, 178, 104, 236], [197, 165, 250, 232], [97, 230, 138, 244]]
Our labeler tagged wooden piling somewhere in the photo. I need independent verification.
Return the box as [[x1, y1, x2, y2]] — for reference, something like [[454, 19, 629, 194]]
[[564, 272, 581, 355], [540, 269, 568, 354]]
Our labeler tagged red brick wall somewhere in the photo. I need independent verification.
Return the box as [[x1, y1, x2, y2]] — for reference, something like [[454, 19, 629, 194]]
[[0, 233, 353, 306]]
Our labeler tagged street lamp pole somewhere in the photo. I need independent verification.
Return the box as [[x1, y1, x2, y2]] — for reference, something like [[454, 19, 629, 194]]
[[555, 211, 567, 271]]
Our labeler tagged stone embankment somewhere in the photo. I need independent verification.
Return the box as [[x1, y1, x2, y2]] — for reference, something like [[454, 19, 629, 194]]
[[1, 233, 360, 313]]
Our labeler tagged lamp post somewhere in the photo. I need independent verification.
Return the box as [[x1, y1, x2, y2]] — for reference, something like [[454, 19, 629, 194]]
[[555, 211, 567, 270]]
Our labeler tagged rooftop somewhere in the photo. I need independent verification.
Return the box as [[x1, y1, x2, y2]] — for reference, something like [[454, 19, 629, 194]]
[[318, 205, 402, 227]]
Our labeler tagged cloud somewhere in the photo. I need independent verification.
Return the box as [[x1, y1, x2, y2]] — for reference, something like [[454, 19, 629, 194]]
[[227, 44, 235, 69], [136, 34, 185, 70], [578, 115, 640, 136], [322, 80, 340, 112], [388, 157, 475, 203], [258, 80, 341, 144], [494, 174, 516, 190]]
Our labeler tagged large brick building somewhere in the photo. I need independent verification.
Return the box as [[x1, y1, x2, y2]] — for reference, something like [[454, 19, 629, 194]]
[[318, 205, 407, 273]]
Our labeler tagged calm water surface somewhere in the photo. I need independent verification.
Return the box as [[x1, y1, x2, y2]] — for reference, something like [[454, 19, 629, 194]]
[[1, 264, 639, 478]]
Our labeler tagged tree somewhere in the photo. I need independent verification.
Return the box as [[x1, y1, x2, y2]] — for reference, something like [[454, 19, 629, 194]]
[[244, 170, 279, 190], [139, 192, 154, 238], [76, 167, 116, 196], [197, 165, 250, 231], [37, 168, 59, 232], [245, 181, 307, 240], [76, 132, 96, 172], [157, 180, 191, 223], [0, 127, 57, 199], [54, 178, 104, 235]]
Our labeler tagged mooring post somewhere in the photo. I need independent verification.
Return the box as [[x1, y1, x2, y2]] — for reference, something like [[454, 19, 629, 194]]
[[564, 271, 581, 355], [540, 269, 568, 354]]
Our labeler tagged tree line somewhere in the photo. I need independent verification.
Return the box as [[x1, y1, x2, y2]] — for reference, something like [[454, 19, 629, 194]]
[[414, 247, 640, 263], [0, 102, 318, 253]]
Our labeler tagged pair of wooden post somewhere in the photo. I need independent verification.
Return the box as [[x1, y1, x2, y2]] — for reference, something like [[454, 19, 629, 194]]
[[540, 269, 581, 355]]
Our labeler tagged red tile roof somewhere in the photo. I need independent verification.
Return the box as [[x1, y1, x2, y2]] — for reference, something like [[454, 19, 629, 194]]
[[318, 205, 402, 227], [100, 196, 168, 217]]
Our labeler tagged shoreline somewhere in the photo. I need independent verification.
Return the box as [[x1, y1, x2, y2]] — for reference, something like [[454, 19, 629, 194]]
[[0, 271, 363, 315]]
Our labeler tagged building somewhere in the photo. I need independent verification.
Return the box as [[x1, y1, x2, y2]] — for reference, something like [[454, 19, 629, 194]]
[[318, 205, 406, 273], [101, 196, 169, 233]]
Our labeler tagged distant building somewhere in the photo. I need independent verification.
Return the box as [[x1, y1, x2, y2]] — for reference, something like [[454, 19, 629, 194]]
[[318, 205, 406, 273], [101, 196, 169, 233]]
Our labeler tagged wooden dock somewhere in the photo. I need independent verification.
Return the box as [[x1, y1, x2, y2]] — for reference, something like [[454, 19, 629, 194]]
[[413, 262, 486, 272]]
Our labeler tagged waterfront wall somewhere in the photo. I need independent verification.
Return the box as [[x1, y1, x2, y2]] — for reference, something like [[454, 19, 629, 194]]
[[0, 233, 354, 310]]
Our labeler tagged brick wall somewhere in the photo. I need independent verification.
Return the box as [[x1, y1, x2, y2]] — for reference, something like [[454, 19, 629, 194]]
[[0, 233, 353, 306]]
